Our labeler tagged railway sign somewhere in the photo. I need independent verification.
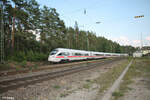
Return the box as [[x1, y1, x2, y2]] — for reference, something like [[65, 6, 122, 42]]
[[134, 15, 144, 18]]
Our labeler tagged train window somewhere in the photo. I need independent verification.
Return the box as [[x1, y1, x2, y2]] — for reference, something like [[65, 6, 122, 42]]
[[57, 52, 69, 56], [72, 53, 75, 56], [58, 53, 64, 56], [95, 54, 104, 56], [75, 53, 78, 56], [50, 50, 58, 55], [65, 52, 70, 56], [84, 53, 89, 56], [106, 54, 111, 56], [75, 53, 82, 56]]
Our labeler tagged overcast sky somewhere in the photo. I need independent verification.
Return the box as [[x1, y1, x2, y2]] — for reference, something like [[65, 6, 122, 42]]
[[37, 0, 150, 47]]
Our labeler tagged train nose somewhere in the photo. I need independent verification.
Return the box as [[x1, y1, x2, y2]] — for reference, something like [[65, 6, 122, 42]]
[[48, 55, 55, 61]]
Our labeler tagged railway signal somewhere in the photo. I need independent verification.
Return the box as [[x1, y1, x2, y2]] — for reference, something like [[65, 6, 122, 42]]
[[84, 9, 86, 15], [134, 15, 144, 49], [96, 21, 101, 24], [134, 15, 144, 19]]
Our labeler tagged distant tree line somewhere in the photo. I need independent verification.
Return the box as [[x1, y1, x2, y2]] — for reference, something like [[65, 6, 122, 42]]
[[0, 0, 136, 62]]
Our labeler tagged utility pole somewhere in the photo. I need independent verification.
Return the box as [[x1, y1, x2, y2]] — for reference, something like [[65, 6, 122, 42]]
[[134, 15, 144, 50], [0, 2, 5, 63], [74, 21, 79, 49], [87, 33, 89, 50], [141, 33, 143, 49]]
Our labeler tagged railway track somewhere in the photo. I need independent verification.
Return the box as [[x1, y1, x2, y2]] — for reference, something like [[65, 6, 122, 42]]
[[0, 58, 125, 94], [0, 58, 110, 77]]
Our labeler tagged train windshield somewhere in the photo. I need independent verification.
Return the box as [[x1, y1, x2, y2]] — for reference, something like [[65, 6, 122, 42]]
[[50, 50, 58, 55]]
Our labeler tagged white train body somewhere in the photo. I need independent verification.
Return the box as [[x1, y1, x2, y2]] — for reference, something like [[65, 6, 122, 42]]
[[48, 48, 128, 62]]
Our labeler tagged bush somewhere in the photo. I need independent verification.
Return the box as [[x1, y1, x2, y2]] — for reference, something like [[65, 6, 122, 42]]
[[10, 51, 26, 62], [26, 50, 35, 61], [20, 60, 27, 68], [9, 50, 48, 62], [34, 52, 48, 61], [26, 51, 47, 61]]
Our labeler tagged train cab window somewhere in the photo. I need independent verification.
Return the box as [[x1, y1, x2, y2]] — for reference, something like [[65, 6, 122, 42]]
[[57, 52, 69, 56], [58, 53, 64, 56], [50, 50, 58, 55]]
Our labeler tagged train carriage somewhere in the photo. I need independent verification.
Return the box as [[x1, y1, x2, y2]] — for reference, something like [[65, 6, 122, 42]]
[[48, 48, 128, 62]]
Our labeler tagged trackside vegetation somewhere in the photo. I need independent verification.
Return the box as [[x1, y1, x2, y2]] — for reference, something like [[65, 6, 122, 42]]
[[0, 0, 136, 63], [95, 58, 131, 93], [112, 58, 150, 100]]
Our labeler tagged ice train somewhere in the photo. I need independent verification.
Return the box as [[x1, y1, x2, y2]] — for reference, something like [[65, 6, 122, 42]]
[[48, 48, 128, 62]]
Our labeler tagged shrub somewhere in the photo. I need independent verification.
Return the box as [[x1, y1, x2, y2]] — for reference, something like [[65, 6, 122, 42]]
[[34, 52, 48, 61], [26, 50, 35, 61], [26, 51, 47, 61], [10, 51, 26, 62], [9, 50, 48, 62], [20, 60, 27, 68]]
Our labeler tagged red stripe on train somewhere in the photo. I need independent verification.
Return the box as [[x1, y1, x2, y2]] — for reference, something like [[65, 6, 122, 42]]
[[56, 56, 64, 58], [68, 56, 88, 57], [56, 56, 106, 58]]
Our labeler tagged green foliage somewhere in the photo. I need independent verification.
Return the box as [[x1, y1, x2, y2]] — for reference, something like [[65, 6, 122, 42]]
[[9, 51, 47, 62], [60, 93, 68, 97], [26, 50, 35, 61], [30, 52, 47, 61], [53, 85, 61, 89], [1, 0, 136, 62], [26, 51, 48, 61], [83, 83, 91, 89], [0, 63, 12, 71], [112, 91, 124, 97], [10, 52, 26, 62], [20, 60, 27, 68], [33, 64, 38, 69], [28, 66, 33, 71]]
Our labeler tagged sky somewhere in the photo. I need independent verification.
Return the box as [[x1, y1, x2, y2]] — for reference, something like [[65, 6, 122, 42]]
[[37, 0, 150, 47]]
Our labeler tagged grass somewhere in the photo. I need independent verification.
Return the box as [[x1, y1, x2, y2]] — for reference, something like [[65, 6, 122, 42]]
[[0, 61, 41, 73], [86, 79, 91, 82], [83, 83, 91, 89], [83, 79, 96, 89], [53, 85, 61, 89], [60, 93, 68, 97], [0, 63, 12, 71], [33, 64, 38, 69], [112, 91, 124, 97], [95, 58, 131, 93], [112, 58, 150, 100]]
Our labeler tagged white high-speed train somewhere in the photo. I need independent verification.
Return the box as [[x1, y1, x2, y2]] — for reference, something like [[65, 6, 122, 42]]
[[48, 48, 128, 62]]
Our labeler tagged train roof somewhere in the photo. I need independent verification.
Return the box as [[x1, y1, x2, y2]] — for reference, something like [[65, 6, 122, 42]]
[[54, 48, 89, 53], [53, 48, 128, 55]]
